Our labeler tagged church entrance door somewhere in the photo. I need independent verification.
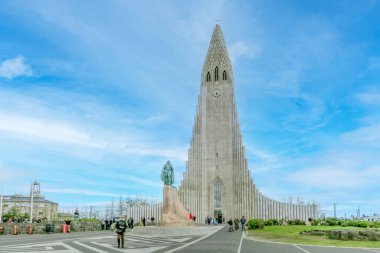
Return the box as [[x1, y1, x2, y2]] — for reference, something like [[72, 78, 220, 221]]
[[214, 210, 222, 223]]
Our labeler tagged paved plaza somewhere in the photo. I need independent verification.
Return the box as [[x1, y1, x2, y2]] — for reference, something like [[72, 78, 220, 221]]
[[0, 226, 379, 253]]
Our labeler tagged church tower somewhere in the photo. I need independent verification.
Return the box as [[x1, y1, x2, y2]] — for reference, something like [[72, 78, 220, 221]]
[[178, 25, 318, 223]]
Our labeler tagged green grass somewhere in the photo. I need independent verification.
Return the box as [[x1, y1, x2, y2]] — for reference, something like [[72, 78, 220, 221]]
[[246, 225, 380, 248]]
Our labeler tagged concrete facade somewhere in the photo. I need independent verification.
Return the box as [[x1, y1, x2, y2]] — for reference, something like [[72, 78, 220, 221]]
[[178, 25, 318, 223], [1, 194, 58, 221]]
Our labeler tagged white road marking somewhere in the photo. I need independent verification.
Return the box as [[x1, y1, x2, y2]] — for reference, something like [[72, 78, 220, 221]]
[[245, 235, 380, 251], [364, 249, 380, 253], [167, 225, 224, 253], [237, 232, 244, 253], [58, 241, 83, 253], [91, 241, 167, 253], [167, 237, 191, 242], [72, 241, 108, 253], [293, 244, 312, 253]]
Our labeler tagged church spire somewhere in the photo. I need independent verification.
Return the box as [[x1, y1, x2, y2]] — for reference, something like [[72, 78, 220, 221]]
[[202, 25, 233, 84]]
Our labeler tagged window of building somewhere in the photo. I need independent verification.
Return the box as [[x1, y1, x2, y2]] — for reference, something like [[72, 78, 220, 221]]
[[214, 66, 219, 81], [206, 72, 211, 82], [214, 178, 222, 208], [222, 70, 227, 80]]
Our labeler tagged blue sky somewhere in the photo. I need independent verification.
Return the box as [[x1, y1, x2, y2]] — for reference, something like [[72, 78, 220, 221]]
[[0, 0, 380, 218]]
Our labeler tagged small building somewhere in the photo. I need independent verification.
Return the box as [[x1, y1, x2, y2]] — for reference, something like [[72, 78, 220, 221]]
[[362, 213, 380, 222], [1, 182, 58, 221]]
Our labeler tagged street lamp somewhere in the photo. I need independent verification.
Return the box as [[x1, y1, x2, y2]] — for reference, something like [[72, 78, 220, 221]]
[[30, 181, 40, 223]]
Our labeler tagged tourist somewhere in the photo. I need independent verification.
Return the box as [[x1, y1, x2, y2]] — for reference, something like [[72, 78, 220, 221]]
[[227, 218, 234, 232], [189, 212, 193, 220], [192, 215, 196, 222], [240, 216, 247, 231], [115, 215, 127, 248], [128, 217, 134, 229], [142, 217, 146, 226], [234, 218, 240, 231], [105, 219, 110, 230], [151, 216, 155, 223]]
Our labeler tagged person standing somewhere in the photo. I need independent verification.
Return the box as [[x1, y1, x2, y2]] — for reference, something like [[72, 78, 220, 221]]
[[115, 216, 127, 248], [240, 216, 247, 231], [234, 218, 240, 231], [142, 217, 146, 226], [227, 218, 234, 232]]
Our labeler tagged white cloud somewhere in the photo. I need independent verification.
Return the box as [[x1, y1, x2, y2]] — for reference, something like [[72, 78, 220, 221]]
[[0, 55, 33, 79], [44, 188, 121, 197], [0, 113, 99, 147], [229, 41, 260, 63], [287, 165, 380, 189], [341, 123, 380, 148], [357, 91, 380, 106]]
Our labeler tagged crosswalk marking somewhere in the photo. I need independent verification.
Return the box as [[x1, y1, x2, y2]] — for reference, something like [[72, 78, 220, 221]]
[[72, 241, 108, 253], [91, 241, 168, 253], [0, 233, 199, 253]]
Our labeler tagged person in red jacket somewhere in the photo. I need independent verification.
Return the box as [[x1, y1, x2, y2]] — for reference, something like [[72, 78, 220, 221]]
[[189, 213, 193, 220]]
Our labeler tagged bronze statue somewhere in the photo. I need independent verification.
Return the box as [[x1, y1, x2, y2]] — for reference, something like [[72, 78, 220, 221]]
[[161, 160, 174, 185]]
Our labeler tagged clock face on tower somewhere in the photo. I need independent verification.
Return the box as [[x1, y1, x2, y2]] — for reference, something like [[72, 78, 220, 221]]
[[213, 89, 221, 97]]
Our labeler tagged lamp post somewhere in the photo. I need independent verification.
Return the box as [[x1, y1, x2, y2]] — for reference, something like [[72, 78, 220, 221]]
[[29, 181, 40, 223], [30, 183, 34, 223]]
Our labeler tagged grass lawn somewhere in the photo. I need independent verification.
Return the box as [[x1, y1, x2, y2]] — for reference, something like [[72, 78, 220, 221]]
[[246, 225, 380, 248]]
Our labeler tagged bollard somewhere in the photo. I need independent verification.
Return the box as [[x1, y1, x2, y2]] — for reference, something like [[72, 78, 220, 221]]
[[61, 224, 68, 233], [28, 224, 33, 235], [13, 225, 18, 235]]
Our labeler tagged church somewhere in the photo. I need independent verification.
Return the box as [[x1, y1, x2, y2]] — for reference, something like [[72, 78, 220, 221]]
[[178, 25, 318, 223]]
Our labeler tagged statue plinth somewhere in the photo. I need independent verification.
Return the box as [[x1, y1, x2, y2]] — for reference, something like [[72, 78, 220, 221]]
[[160, 185, 195, 226]]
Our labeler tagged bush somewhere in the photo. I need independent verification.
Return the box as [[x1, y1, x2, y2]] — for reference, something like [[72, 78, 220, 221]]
[[311, 219, 320, 226], [78, 218, 100, 222], [369, 222, 380, 228], [247, 219, 265, 230], [357, 221, 368, 228], [265, 220, 274, 226], [295, 219, 306, 225], [325, 217, 339, 226], [288, 220, 295, 225]]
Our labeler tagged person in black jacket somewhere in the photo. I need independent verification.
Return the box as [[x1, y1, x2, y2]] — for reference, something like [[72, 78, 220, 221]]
[[115, 216, 127, 248]]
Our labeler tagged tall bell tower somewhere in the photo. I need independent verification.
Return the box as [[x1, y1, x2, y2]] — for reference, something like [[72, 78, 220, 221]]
[[178, 25, 318, 223]]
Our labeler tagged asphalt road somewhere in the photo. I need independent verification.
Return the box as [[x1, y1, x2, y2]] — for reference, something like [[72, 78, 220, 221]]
[[0, 227, 380, 253]]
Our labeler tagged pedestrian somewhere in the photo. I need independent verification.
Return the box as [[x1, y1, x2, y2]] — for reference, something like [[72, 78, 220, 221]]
[[105, 219, 109, 230], [234, 218, 240, 231], [142, 217, 146, 226], [192, 215, 196, 222], [227, 218, 234, 232], [127, 217, 132, 229], [240, 216, 247, 231], [115, 215, 127, 248], [151, 216, 155, 224], [101, 219, 105, 230], [189, 212, 193, 220]]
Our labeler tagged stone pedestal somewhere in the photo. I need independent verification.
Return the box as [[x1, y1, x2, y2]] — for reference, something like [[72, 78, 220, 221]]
[[160, 185, 194, 226]]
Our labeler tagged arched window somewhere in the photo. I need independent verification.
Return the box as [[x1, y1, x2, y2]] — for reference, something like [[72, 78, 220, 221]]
[[214, 66, 219, 81], [214, 178, 222, 208], [206, 72, 211, 82], [222, 70, 227, 80]]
